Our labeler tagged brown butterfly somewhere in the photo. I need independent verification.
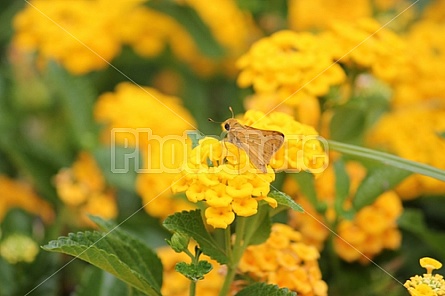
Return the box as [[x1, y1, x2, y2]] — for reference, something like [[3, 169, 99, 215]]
[[210, 108, 285, 173]]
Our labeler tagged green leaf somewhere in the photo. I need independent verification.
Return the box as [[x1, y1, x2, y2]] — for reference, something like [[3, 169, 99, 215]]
[[333, 160, 352, 218], [166, 232, 190, 253], [235, 282, 297, 296], [0, 258, 15, 296], [244, 204, 272, 246], [163, 210, 228, 264], [353, 166, 411, 210], [93, 146, 139, 192], [146, 2, 225, 58], [89, 216, 163, 289], [398, 209, 445, 260], [74, 267, 147, 296], [0, 135, 60, 203], [45, 63, 98, 150], [268, 190, 303, 212], [292, 172, 319, 209], [43, 231, 162, 296], [175, 260, 213, 281], [328, 140, 445, 181], [330, 106, 366, 142]]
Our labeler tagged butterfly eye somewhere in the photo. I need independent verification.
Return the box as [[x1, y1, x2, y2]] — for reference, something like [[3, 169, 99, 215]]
[[224, 123, 230, 131]]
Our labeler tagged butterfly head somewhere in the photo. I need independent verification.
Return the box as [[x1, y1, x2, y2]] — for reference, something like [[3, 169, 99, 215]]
[[223, 118, 242, 132]]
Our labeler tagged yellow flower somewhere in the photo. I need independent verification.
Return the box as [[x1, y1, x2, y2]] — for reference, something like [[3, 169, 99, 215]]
[[0, 234, 39, 264], [172, 137, 275, 229], [0, 175, 53, 223], [226, 176, 254, 198], [405, 257, 445, 296], [117, 6, 177, 58], [238, 223, 328, 296], [391, 20, 445, 109], [237, 30, 345, 126], [367, 108, 445, 199], [13, 0, 143, 74], [323, 17, 407, 84], [94, 82, 197, 220], [421, 258, 443, 274], [54, 152, 117, 227], [205, 206, 236, 229], [231, 198, 258, 217], [334, 192, 402, 263], [288, 0, 371, 31]]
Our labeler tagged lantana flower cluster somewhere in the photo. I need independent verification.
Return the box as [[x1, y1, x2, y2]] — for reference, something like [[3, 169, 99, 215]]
[[0, 175, 53, 223], [333, 191, 402, 263], [322, 18, 407, 84], [237, 30, 345, 126], [54, 152, 117, 227], [13, 0, 258, 77], [13, 0, 144, 74], [239, 223, 328, 296], [171, 137, 277, 229], [171, 110, 327, 228], [286, 161, 402, 262], [94, 82, 196, 219], [405, 257, 445, 296], [368, 109, 445, 199], [392, 16, 445, 108]]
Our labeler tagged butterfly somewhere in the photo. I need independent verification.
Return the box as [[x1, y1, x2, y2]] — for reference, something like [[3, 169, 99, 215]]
[[210, 108, 285, 173]]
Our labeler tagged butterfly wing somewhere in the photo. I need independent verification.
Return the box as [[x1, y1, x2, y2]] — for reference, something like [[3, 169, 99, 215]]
[[228, 125, 284, 173]]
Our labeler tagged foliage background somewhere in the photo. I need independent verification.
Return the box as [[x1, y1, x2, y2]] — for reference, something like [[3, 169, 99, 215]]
[[1, 0, 445, 295]]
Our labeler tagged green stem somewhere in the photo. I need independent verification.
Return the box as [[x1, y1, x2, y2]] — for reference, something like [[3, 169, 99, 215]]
[[326, 231, 341, 275], [189, 280, 197, 296], [219, 216, 247, 296], [183, 247, 198, 296], [328, 140, 445, 181], [184, 248, 195, 261], [225, 226, 232, 260]]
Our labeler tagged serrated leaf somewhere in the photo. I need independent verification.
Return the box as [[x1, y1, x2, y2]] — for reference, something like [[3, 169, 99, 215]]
[[353, 166, 411, 210], [175, 260, 213, 281], [89, 216, 163, 288], [163, 210, 227, 264], [268, 190, 303, 212], [235, 282, 297, 296], [43, 231, 161, 296]]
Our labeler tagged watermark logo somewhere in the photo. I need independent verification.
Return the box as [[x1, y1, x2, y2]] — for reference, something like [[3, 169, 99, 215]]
[[110, 128, 329, 174]]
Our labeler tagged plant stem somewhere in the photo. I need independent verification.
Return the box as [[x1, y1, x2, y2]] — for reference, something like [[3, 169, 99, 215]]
[[225, 226, 232, 259], [190, 280, 197, 296], [219, 216, 247, 296]]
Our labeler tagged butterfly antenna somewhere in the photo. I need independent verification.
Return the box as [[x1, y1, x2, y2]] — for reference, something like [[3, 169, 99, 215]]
[[208, 118, 222, 123], [229, 106, 234, 118]]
